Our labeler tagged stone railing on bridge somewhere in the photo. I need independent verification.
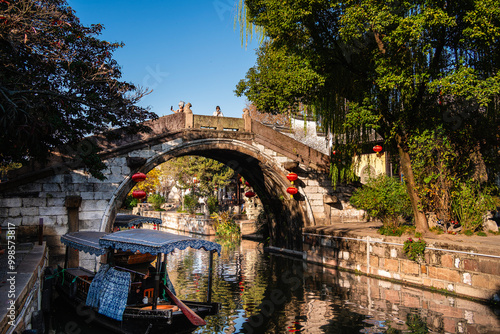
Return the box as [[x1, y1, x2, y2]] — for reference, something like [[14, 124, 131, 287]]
[[189, 114, 247, 132]]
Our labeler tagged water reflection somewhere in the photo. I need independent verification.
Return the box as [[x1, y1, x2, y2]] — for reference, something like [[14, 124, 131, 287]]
[[166, 238, 500, 334], [51, 237, 500, 333]]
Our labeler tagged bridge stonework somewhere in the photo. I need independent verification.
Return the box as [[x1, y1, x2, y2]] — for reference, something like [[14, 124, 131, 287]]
[[0, 111, 364, 264]]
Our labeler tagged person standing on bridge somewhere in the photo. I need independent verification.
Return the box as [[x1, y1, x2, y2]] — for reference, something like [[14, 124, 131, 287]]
[[212, 106, 223, 117], [171, 101, 185, 113]]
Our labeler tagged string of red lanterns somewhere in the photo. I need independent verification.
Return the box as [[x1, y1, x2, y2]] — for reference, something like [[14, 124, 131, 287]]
[[286, 172, 299, 198], [132, 172, 147, 199]]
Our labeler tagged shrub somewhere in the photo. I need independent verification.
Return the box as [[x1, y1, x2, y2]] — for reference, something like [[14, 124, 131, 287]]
[[378, 225, 405, 236], [451, 181, 496, 232], [403, 238, 426, 262], [350, 175, 412, 230], [183, 194, 199, 214], [212, 211, 240, 239], [207, 196, 219, 214], [147, 193, 166, 211], [122, 195, 138, 209]]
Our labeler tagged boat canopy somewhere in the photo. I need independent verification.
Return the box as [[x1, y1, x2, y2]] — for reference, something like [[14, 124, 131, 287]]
[[113, 214, 162, 228], [100, 229, 221, 255], [61, 231, 109, 255], [60, 229, 221, 256]]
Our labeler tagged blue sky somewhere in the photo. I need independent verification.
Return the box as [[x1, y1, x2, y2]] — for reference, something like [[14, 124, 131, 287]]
[[67, 0, 260, 118]]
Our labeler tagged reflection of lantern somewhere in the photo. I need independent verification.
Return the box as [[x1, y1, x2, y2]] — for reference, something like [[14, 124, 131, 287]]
[[373, 145, 383, 153], [286, 172, 298, 184], [132, 172, 147, 182], [245, 191, 256, 198], [245, 181, 251, 187], [286, 186, 298, 198], [132, 190, 146, 199]]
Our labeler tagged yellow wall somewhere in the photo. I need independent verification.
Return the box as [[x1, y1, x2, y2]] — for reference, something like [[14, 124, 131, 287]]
[[354, 152, 386, 183]]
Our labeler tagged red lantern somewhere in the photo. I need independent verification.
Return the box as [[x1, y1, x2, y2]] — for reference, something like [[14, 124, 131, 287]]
[[286, 172, 298, 184], [132, 172, 147, 182], [132, 190, 146, 199], [286, 186, 298, 198], [373, 145, 383, 153], [245, 191, 256, 198]]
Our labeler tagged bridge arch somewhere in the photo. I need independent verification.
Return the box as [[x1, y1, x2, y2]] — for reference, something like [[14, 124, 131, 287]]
[[101, 137, 313, 250]]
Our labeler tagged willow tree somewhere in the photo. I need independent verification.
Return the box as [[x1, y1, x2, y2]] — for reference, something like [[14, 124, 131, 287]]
[[0, 0, 156, 179], [235, 0, 500, 232]]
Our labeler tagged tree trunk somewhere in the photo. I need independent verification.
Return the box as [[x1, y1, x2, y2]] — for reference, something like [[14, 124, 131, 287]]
[[396, 135, 429, 233]]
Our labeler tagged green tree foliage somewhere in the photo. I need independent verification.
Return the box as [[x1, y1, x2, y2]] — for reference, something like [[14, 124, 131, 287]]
[[169, 156, 234, 197], [407, 126, 484, 222], [236, 0, 500, 232], [235, 43, 325, 113], [0, 0, 156, 178]]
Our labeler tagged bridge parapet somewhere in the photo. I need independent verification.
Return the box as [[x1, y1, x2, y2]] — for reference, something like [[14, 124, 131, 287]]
[[191, 115, 247, 132]]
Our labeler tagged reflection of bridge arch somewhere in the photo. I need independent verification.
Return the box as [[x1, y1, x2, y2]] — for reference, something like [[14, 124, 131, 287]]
[[0, 111, 363, 264]]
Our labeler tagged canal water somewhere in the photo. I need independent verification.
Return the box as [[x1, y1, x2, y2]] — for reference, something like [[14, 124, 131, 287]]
[[51, 237, 500, 333]]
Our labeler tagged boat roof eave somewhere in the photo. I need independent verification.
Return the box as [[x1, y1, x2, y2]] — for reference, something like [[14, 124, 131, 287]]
[[60, 231, 109, 255], [60, 229, 221, 256], [100, 229, 222, 256]]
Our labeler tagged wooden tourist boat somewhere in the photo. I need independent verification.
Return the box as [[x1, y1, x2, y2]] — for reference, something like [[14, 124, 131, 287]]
[[56, 229, 221, 334], [112, 214, 163, 265]]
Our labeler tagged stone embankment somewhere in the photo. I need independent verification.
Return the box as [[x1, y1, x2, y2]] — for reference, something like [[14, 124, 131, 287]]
[[302, 222, 500, 303], [0, 242, 48, 334]]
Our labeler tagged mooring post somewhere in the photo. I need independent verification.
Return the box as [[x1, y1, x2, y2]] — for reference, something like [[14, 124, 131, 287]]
[[38, 217, 43, 246], [207, 250, 215, 303]]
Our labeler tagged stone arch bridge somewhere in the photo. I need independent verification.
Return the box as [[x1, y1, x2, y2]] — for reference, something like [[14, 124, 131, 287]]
[[0, 109, 363, 263]]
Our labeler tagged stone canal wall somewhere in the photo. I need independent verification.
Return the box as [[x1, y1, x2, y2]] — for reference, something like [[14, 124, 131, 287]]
[[303, 227, 500, 303], [134, 209, 257, 236], [138, 211, 216, 235], [303, 265, 500, 333]]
